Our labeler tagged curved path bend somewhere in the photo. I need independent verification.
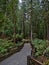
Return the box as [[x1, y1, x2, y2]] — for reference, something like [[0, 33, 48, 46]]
[[0, 43, 32, 65]]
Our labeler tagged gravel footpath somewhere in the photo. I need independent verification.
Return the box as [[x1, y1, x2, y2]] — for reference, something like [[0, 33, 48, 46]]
[[0, 43, 32, 65]]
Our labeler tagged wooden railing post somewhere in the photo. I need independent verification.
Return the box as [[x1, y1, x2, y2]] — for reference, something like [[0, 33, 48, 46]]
[[27, 55, 43, 65], [31, 50, 33, 56], [27, 55, 31, 65]]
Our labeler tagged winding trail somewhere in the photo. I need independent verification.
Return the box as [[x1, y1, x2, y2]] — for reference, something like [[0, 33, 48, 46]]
[[0, 43, 32, 65]]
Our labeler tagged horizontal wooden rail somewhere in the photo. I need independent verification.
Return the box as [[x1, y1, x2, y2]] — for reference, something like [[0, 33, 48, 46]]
[[27, 56, 43, 65], [31, 57, 43, 65]]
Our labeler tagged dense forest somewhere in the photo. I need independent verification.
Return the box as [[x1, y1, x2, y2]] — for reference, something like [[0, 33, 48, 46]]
[[0, 0, 49, 40], [0, 0, 49, 65]]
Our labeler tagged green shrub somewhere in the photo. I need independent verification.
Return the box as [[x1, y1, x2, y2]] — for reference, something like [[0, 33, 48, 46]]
[[0, 39, 23, 55], [43, 60, 49, 65], [43, 47, 49, 57], [0, 39, 15, 55], [16, 33, 23, 39], [0, 48, 7, 54], [32, 38, 48, 57], [13, 33, 23, 42], [16, 42, 23, 47]]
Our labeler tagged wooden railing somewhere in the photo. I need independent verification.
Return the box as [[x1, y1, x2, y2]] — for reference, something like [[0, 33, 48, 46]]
[[27, 56, 43, 65], [27, 47, 43, 65]]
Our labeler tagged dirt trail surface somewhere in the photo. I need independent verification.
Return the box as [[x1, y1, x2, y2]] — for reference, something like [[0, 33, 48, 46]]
[[0, 43, 32, 65]]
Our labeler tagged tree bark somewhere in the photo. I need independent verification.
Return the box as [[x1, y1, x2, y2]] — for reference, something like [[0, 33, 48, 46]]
[[12, 0, 16, 44], [30, 0, 33, 43]]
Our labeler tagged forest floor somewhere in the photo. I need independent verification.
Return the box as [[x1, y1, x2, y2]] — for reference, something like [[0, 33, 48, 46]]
[[0, 43, 32, 65]]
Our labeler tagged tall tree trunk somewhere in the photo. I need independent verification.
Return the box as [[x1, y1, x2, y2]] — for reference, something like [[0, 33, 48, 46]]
[[47, 22, 49, 40], [44, 21, 47, 39], [12, 0, 17, 44], [22, 13, 25, 39], [30, 0, 33, 43], [2, 0, 7, 39], [22, 20, 25, 38], [14, 19, 16, 43]]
